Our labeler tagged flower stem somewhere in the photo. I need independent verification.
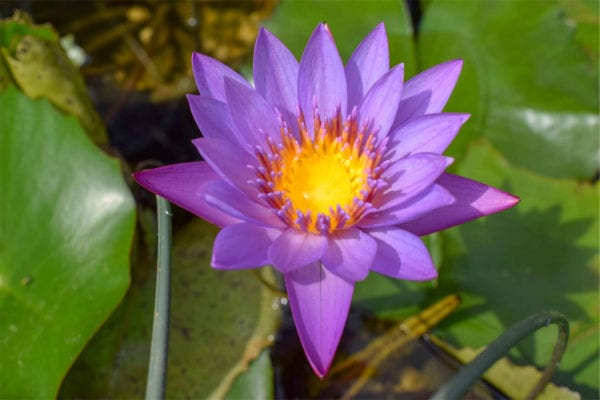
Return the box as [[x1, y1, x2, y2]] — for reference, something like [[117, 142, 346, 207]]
[[430, 310, 569, 400], [145, 196, 173, 400]]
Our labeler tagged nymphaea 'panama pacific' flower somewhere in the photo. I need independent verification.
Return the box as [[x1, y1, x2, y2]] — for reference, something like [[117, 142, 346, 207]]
[[134, 23, 519, 378]]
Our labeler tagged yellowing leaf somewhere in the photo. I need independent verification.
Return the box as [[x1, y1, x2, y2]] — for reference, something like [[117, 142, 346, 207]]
[[1, 12, 107, 144], [430, 336, 581, 400]]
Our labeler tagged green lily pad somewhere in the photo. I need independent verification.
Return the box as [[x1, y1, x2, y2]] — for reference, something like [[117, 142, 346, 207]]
[[59, 218, 280, 398], [430, 337, 580, 400], [418, 0, 599, 179], [0, 85, 135, 398], [264, 0, 416, 76]]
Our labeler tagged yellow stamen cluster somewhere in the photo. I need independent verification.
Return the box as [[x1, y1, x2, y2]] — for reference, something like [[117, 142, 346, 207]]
[[255, 110, 384, 234]]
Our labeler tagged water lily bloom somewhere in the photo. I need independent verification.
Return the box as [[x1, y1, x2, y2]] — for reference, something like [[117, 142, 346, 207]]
[[134, 23, 519, 378]]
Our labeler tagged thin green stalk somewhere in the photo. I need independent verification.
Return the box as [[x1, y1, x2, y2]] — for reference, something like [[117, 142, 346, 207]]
[[430, 310, 569, 400], [145, 196, 173, 400]]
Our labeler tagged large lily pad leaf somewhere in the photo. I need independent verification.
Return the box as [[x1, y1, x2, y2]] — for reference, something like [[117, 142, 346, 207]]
[[418, 0, 599, 179], [0, 86, 135, 398], [59, 218, 280, 398], [264, 0, 416, 76]]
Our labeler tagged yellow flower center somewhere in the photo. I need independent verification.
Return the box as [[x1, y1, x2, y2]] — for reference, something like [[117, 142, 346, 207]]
[[282, 147, 362, 215], [255, 110, 384, 234]]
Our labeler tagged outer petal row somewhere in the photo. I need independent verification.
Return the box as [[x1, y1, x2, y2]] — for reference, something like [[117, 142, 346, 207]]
[[192, 137, 256, 199], [212, 225, 330, 274], [212, 223, 282, 269], [133, 162, 240, 228], [269, 229, 328, 273], [284, 262, 354, 378], [360, 184, 455, 227], [368, 227, 437, 280], [136, 170, 515, 283], [202, 181, 285, 228], [400, 173, 520, 236], [322, 228, 376, 281]]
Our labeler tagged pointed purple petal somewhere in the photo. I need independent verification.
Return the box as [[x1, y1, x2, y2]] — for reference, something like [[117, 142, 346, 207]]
[[133, 162, 240, 227], [254, 27, 299, 118], [367, 227, 437, 281], [376, 153, 450, 210], [224, 78, 282, 147], [268, 229, 328, 273], [357, 64, 404, 139], [192, 138, 257, 198], [346, 23, 389, 110], [202, 181, 285, 228], [394, 59, 463, 126], [285, 262, 354, 378], [192, 52, 250, 101], [386, 113, 470, 161], [187, 94, 248, 146], [322, 228, 377, 282], [359, 184, 454, 228], [298, 23, 347, 133], [212, 222, 282, 269], [399, 173, 520, 236]]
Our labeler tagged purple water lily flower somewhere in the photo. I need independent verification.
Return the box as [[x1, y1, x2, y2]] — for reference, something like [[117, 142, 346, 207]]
[[134, 23, 519, 378]]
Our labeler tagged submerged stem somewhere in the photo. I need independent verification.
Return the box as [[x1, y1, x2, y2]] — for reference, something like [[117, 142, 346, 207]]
[[430, 310, 569, 400], [145, 196, 173, 400]]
